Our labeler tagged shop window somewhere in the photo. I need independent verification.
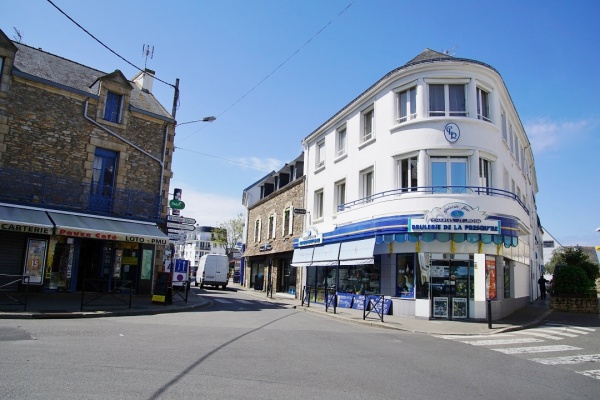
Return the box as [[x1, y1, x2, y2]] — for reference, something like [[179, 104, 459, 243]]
[[397, 254, 416, 298]]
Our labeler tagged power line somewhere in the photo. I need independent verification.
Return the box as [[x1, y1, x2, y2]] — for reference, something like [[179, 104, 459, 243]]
[[46, 0, 175, 89], [175, 1, 356, 144], [173, 146, 273, 172]]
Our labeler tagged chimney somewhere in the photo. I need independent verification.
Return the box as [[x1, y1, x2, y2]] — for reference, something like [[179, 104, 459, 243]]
[[134, 68, 155, 93]]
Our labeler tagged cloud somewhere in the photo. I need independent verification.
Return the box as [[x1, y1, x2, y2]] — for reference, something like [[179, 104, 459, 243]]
[[168, 183, 245, 227], [524, 117, 593, 153], [234, 157, 283, 172]]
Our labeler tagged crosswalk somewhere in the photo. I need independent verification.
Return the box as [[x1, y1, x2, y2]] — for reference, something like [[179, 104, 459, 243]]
[[435, 324, 599, 380]]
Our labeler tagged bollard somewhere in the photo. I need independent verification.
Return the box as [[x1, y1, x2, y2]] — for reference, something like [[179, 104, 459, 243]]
[[487, 299, 492, 329]]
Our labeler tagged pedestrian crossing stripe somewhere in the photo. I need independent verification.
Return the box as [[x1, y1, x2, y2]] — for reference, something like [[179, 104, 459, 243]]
[[435, 334, 516, 340], [513, 331, 564, 340], [545, 323, 595, 332], [577, 370, 600, 380], [531, 354, 600, 365], [528, 328, 578, 338], [461, 338, 544, 346], [493, 345, 581, 354]]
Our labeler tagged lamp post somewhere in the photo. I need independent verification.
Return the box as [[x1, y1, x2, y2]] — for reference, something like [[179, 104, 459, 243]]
[[176, 116, 216, 126]]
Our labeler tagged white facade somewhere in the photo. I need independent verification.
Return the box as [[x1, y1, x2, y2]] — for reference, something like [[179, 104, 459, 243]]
[[182, 226, 226, 269], [298, 49, 543, 321]]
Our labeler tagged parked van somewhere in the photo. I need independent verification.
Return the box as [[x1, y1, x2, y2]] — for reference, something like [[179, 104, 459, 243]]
[[195, 254, 229, 289]]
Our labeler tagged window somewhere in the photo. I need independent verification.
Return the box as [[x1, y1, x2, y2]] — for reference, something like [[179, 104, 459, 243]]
[[335, 179, 346, 212], [429, 84, 466, 117], [501, 109, 508, 143], [479, 158, 492, 193], [314, 190, 324, 220], [90, 148, 118, 212], [316, 140, 325, 169], [336, 126, 347, 157], [476, 87, 490, 122], [398, 87, 416, 123], [509, 123, 514, 153], [104, 91, 123, 123], [362, 107, 374, 142], [267, 214, 276, 239], [431, 157, 467, 194], [515, 136, 520, 164], [396, 156, 418, 192], [254, 219, 261, 243], [283, 208, 291, 236], [360, 167, 374, 201], [0, 56, 4, 77]]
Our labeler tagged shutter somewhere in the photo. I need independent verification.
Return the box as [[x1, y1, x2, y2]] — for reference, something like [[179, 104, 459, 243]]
[[0, 232, 27, 275]]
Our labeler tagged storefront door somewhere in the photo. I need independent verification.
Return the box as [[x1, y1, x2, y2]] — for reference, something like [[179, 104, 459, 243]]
[[430, 256, 472, 320]]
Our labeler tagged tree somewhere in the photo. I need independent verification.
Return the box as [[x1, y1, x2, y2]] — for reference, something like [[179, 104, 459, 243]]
[[212, 213, 244, 259], [549, 246, 599, 296]]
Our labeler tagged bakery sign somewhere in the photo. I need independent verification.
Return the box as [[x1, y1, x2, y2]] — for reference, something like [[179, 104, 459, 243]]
[[408, 202, 500, 234]]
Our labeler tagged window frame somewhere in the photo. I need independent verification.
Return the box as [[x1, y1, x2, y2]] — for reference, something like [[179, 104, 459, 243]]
[[103, 91, 124, 123], [397, 86, 417, 123], [361, 106, 375, 143], [395, 154, 418, 192], [479, 158, 492, 191], [282, 207, 291, 236], [336, 126, 347, 158], [314, 189, 324, 220], [334, 179, 346, 212], [426, 80, 469, 117], [254, 219, 261, 243], [476, 87, 491, 122], [360, 167, 374, 202], [267, 213, 276, 240], [430, 156, 468, 194], [316, 139, 325, 170]]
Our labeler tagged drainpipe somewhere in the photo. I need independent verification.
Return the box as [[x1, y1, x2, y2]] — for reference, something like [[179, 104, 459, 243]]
[[83, 98, 170, 214]]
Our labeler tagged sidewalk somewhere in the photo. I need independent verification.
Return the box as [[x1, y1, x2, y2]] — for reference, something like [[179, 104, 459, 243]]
[[0, 285, 555, 336]]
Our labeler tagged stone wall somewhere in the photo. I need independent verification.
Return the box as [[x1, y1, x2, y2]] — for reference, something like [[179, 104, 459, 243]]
[[550, 296, 600, 313]]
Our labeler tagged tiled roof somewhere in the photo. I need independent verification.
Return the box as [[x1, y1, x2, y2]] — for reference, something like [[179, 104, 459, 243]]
[[12, 43, 172, 121]]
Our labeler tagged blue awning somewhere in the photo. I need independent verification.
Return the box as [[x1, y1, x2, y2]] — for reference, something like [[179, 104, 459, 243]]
[[0, 204, 53, 235]]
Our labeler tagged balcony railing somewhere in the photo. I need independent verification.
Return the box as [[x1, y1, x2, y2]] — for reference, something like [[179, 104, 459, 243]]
[[338, 185, 529, 215], [0, 167, 162, 221]]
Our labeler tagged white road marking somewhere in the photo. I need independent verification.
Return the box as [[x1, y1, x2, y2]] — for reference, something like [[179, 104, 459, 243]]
[[577, 370, 600, 380], [212, 298, 232, 303], [532, 354, 600, 365], [461, 338, 544, 346], [493, 345, 581, 354], [528, 328, 578, 338], [513, 331, 564, 340], [434, 334, 516, 340], [545, 323, 596, 332]]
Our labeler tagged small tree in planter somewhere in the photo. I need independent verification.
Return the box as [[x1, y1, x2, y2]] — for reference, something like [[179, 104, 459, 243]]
[[550, 247, 599, 313]]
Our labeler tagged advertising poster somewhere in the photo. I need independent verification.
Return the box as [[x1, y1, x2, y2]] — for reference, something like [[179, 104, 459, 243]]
[[485, 257, 497, 300], [23, 239, 48, 284], [433, 297, 448, 318], [452, 298, 468, 319]]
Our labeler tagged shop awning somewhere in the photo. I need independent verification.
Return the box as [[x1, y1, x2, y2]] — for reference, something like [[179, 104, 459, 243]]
[[290, 247, 314, 267], [48, 212, 168, 244], [338, 237, 375, 266], [0, 205, 53, 235], [311, 243, 340, 266]]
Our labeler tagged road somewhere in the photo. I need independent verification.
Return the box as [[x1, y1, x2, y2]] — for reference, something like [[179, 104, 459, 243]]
[[0, 287, 598, 400]]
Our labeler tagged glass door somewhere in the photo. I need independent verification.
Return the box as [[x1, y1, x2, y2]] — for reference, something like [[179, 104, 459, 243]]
[[430, 256, 472, 320]]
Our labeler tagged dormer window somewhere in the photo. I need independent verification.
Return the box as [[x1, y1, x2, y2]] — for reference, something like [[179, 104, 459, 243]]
[[104, 91, 123, 123]]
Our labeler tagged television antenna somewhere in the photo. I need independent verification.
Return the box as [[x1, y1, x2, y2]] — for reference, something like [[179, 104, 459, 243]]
[[13, 27, 23, 43], [142, 44, 154, 69], [442, 45, 458, 56]]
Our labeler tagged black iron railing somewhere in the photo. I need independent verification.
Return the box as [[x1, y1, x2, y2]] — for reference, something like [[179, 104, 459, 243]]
[[0, 274, 30, 311], [0, 166, 161, 221], [338, 185, 529, 215], [80, 279, 133, 311]]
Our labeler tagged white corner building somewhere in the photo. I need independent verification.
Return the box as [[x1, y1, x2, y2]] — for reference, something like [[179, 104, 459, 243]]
[[296, 49, 543, 321]]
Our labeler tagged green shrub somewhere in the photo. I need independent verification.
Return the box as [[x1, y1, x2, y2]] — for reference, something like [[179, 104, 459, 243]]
[[553, 265, 595, 297]]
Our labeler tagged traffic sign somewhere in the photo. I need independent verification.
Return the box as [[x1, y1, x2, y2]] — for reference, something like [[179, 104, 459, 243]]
[[169, 199, 185, 210], [168, 232, 186, 241], [167, 215, 196, 225], [166, 222, 196, 231]]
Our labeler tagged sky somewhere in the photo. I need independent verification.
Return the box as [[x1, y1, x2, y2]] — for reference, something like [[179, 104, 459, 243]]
[[2, 0, 600, 249]]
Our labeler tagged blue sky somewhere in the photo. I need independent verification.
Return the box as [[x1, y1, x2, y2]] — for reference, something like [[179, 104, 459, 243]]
[[2, 0, 599, 248]]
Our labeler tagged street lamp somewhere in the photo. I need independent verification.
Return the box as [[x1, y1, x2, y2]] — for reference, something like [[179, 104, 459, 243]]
[[176, 116, 216, 126]]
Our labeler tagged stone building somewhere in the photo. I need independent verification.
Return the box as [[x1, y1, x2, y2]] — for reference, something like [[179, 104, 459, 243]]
[[242, 153, 305, 296], [0, 28, 174, 295]]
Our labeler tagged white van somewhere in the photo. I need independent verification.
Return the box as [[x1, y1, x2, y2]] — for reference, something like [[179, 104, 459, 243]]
[[195, 254, 229, 289]]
